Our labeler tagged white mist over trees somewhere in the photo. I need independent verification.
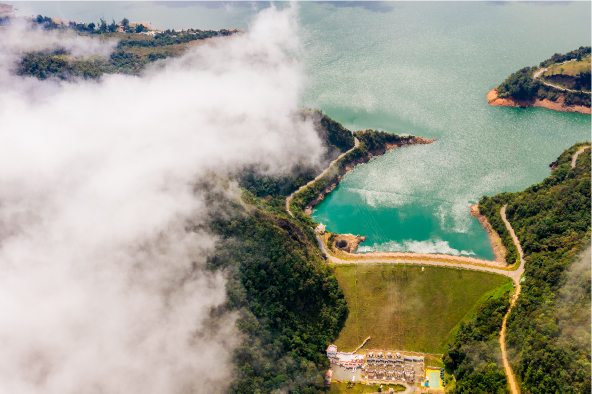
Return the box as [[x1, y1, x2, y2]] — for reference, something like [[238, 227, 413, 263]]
[[0, 6, 323, 393]]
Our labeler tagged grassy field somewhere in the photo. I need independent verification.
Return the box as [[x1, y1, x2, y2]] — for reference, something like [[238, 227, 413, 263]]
[[543, 54, 591, 77], [332, 263, 511, 354], [328, 382, 406, 394]]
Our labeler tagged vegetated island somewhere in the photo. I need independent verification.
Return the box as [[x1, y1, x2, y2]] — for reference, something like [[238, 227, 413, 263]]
[[488, 46, 591, 114]]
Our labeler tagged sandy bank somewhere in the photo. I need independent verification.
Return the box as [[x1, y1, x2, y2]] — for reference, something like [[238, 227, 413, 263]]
[[320, 233, 507, 268], [487, 89, 591, 115], [470, 204, 506, 264]]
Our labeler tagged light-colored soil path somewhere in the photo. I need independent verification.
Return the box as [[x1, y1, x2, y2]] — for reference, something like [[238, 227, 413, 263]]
[[499, 205, 524, 394], [315, 234, 519, 280], [533, 59, 591, 94], [286, 137, 359, 217], [571, 146, 590, 168]]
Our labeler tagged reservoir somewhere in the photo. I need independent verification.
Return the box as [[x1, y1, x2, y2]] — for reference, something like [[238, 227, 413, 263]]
[[301, 2, 591, 259], [17, 2, 591, 259]]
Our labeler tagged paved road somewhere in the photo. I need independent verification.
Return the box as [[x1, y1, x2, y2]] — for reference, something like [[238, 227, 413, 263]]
[[533, 59, 591, 94], [286, 137, 359, 217], [571, 146, 590, 168], [499, 205, 523, 394]]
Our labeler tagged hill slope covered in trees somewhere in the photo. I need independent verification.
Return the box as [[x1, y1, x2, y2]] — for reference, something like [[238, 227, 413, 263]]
[[490, 47, 591, 111], [446, 142, 591, 394]]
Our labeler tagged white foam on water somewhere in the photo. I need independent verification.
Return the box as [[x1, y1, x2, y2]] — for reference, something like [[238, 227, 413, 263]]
[[357, 238, 475, 256]]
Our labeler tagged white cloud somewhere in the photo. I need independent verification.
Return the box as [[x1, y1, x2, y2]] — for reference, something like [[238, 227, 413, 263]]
[[0, 5, 321, 393]]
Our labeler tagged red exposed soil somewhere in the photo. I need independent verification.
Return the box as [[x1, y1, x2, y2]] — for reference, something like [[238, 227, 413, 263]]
[[487, 89, 591, 115]]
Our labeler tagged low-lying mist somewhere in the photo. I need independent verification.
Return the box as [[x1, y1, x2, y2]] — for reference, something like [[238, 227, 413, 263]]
[[0, 5, 323, 393]]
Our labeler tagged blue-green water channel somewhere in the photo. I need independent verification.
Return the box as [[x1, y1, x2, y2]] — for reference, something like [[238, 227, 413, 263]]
[[18, 2, 591, 259]]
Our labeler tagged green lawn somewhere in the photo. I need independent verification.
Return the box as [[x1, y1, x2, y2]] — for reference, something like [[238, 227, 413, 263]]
[[332, 263, 511, 354], [328, 382, 406, 394], [543, 54, 591, 77]]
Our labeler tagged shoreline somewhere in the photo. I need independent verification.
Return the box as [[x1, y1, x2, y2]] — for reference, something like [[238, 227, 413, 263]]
[[487, 89, 591, 115], [291, 133, 509, 269], [320, 233, 509, 269], [318, 199, 511, 270], [470, 204, 506, 264], [303, 136, 435, 215]]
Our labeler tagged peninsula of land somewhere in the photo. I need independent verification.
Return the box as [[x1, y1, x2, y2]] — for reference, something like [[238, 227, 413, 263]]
[[488, 47, 591, 115]]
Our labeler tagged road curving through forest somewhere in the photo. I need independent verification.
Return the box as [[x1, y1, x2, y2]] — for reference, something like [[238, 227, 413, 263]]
[[571, 146, 590, 168], [285, 137, 359, 217], [498, 204, 524, 394], [533, 59, 592, 94]]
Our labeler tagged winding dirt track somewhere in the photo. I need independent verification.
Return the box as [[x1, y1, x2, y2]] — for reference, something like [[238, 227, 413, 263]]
[[499, 205, 523, 394], [571, 146, 590, 168], [285, 137, 359, 217], [533, 59, 591, 94]]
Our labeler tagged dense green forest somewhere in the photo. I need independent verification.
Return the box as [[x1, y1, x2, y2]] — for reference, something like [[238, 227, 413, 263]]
[[203, 182, 348, 393], [444, 295, 511, 394], [207, 114, 362, 393], [207, 202, 348, 393], [17, 15, 236, 79], [495, 47, 591, 107], [450, 142, 591, 394]]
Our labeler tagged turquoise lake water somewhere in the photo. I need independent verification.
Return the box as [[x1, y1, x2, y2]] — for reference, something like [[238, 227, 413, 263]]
[[18, 2, 591, 259], [300, 2, 591, 259]]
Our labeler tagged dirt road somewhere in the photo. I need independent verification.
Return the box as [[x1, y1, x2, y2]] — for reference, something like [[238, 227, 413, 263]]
[[571, 146, 590, 168], [315, 206, 524, 282], [286, 137, 359, 217], [498, 205, 523, 394], [533, 59, 591, 94]]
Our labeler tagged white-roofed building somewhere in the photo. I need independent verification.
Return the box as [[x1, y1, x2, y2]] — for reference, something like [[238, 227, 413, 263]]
[[326, 344, 365, 368]]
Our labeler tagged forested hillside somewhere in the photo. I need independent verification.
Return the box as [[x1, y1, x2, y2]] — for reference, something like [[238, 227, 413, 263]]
[[449, 142, 591, 394], [444, 293, 511, 394], [207, 198, 348, 393], [504, 143, 590, 394], [203, 114, 361, 393], [495, 47, 591, 107]]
